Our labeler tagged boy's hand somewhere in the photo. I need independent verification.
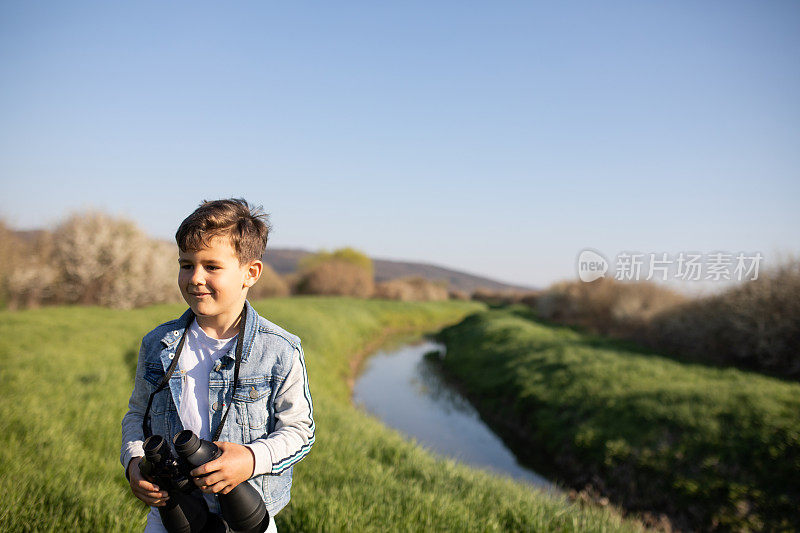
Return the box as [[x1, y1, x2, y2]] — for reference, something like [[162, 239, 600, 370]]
[[191, 442, 255, 495], [127, 456, 170, 507]]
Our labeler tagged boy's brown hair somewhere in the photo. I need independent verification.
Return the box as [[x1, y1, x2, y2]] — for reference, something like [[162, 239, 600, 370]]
[[175, 198, 271, 264]]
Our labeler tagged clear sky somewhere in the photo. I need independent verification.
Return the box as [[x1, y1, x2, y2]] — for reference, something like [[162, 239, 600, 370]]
[[1, 1, 798, 291]]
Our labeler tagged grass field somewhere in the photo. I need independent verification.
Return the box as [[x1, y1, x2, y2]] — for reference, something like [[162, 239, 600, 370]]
[[0, 297, 643, 532], [435, 305, 800, 531]]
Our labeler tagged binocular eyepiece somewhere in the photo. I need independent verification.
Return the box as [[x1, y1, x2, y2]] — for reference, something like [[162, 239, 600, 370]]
[[140, 430, 270, 533]]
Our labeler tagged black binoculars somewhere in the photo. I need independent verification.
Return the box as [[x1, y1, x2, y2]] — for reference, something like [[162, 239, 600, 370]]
[[139, 430, 270, 533]]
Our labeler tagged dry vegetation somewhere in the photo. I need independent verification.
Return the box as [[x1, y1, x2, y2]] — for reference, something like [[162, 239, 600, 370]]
[[293, 248, 456, 302], [471, 287, 540, 307], [1, 214, 475, 308], [533, 277, 687, 337], [643, 260, 800, 378], [247, 263, 291, 299], [0, 211, 292, 309], [1, 213, 180, 309], [447, 288, 470, 301], [527, 262, 800, 380], [0, 220, 40, 308], [295, 257, 375, 297], [297, 247, 374, 278], [373, 276, 449, 301]]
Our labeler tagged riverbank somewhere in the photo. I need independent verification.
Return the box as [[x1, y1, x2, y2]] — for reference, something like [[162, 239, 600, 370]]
[[435, 304, 800, 531], [0, 297, 645, 532]]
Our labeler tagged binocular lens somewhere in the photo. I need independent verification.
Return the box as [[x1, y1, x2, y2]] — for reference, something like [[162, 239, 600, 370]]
[[173, 430, 201, 457], [144, 435, 165, 452], [144, 435, 167, 463]]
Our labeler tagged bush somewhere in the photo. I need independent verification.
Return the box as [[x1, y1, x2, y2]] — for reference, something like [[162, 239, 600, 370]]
[[4, 211, 181, 309], [50, 212, 180, 308], [472, 288, 540, 307], [295, 259, 374, 297], [247, 263, 290, 299], [447, 289, 470, 301], [298, 247, 374, 277], [645, 259, 800, 377], [535, 278, 686, 337], [5, 231, 58, 309], [531, 260, 800, 380], [373, 277, 449, 301], [0, 222, 51, 309], [294, 247, 375, 298], [282, 272, 303, 295]]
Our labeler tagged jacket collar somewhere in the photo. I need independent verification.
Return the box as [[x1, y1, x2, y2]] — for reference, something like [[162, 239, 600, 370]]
[[159, 300, 259, 363]]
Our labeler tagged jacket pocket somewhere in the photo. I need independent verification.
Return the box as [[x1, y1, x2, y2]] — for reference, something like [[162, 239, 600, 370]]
[[143, 364, 170, 413], [234, 379, 271, 441]]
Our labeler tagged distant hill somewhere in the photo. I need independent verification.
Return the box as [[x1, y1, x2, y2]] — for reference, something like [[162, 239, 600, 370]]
[[264, 247, 536, 294]]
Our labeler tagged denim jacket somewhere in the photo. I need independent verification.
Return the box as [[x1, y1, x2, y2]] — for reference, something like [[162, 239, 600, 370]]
[[121, 300, 315, 516]]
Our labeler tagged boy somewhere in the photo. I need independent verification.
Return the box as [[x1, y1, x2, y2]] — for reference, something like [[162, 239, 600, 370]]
[[121, 199, 315, 533]]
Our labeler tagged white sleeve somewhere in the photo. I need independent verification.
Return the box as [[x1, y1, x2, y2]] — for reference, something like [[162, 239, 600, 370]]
[[245, 344, 315, 476], [121, 338, 149, 478]]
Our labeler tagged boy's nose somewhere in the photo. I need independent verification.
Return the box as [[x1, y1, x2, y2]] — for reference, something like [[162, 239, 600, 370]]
[[189, 268, 205, 285]]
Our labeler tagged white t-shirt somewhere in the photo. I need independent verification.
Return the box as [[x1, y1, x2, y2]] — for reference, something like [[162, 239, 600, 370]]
[[178, 320, 237, 440]]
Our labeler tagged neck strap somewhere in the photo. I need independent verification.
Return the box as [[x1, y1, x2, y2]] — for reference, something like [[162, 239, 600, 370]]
[[142, 306, 246, 442]]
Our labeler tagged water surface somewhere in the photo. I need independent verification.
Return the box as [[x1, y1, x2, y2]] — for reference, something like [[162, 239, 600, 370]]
[[353, 338, 554, 490]]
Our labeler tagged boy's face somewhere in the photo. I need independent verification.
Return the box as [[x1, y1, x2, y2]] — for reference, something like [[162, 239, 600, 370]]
[[178, 235, 259, 328]]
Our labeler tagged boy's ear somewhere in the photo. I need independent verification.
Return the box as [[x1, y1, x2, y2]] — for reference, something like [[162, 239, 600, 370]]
[[244, 260, 263, 288]]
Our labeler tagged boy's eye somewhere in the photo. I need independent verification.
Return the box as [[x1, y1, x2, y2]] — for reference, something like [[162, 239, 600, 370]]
[[180, 264, 192, 270], [206, 265, 219, 271]]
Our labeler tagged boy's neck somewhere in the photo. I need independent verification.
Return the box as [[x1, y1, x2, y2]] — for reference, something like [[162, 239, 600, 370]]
[[194, 301, 247, 340]]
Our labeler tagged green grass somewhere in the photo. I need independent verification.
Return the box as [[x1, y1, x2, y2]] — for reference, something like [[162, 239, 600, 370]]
[[0, 297, 642, 532], [435, 305, 800, 531]]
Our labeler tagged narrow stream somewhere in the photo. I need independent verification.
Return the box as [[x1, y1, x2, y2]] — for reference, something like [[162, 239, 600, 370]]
[[353, 337, 556, 491]]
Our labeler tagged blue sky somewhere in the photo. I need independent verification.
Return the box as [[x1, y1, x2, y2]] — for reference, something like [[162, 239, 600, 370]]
[[1, 1, 798, 290]]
